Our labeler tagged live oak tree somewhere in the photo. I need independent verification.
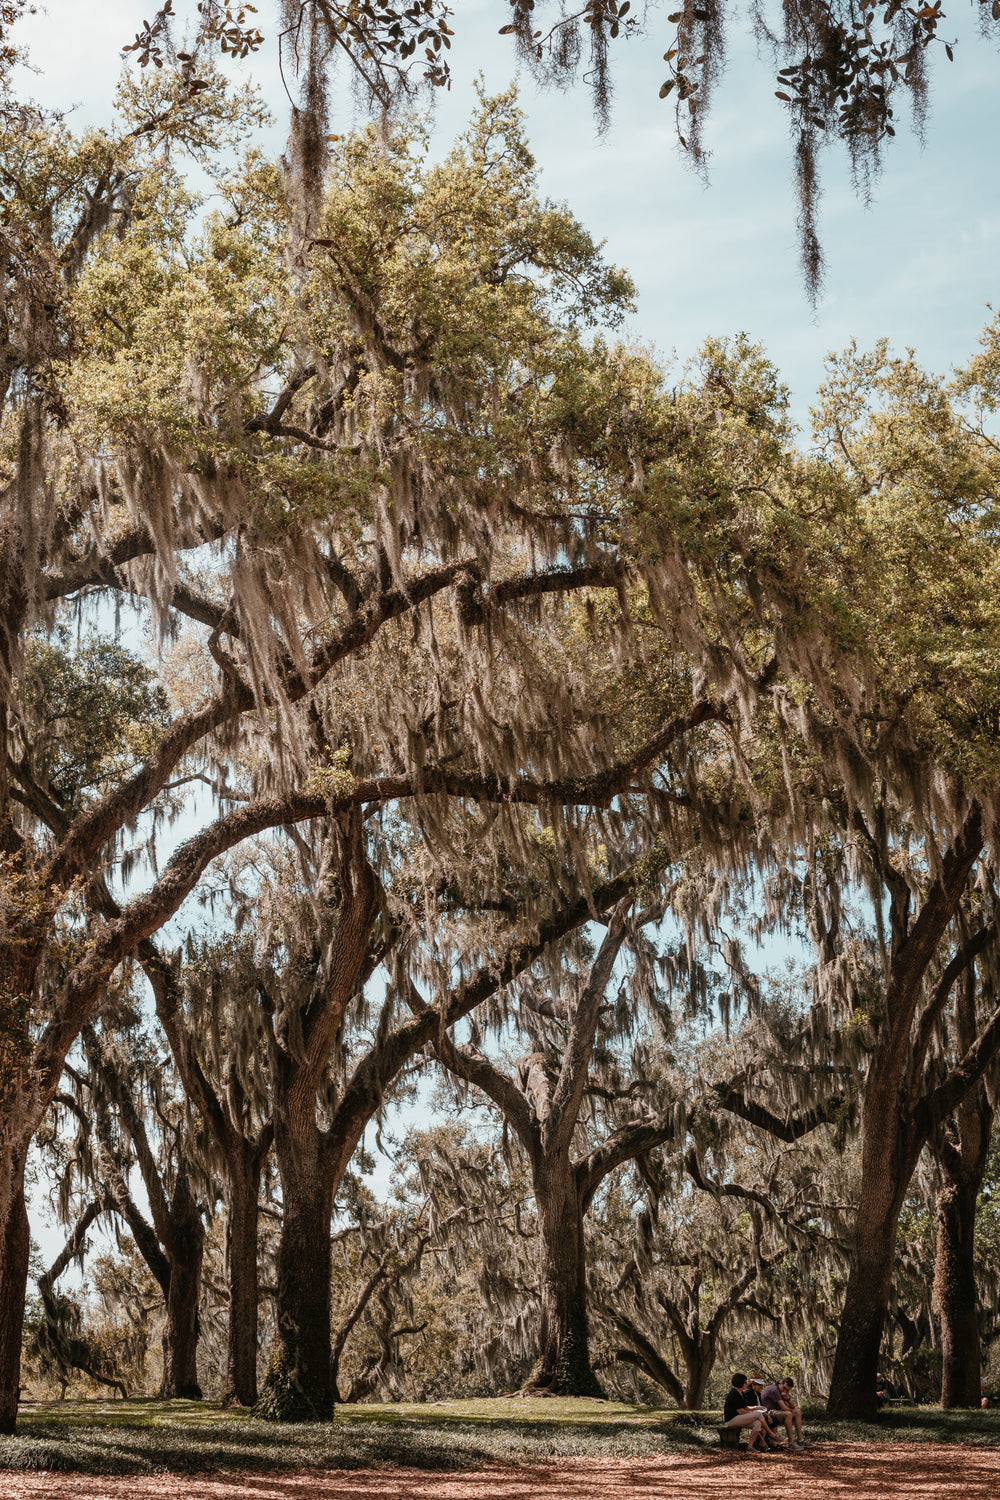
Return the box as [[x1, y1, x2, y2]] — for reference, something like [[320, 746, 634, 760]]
[[661, 330, 1000, 1419], [422, 888, 707, 1396], [0, 65, 737, 1428], [715, 822, 1000, 1417], [146, 935, 275, 1407], [80, 1021, 212, 1400], [591, 1099, 856, 1408]]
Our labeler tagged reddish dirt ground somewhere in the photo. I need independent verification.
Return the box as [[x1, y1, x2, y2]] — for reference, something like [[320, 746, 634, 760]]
[[3, 1444, 1000, 1500]]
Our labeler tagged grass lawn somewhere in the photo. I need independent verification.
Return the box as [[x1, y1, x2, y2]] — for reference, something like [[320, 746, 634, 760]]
[[1, 1396, 998, 1476]]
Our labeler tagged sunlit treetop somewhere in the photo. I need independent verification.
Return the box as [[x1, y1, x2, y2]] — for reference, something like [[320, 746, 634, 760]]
[[114, 0, 1000, 299]]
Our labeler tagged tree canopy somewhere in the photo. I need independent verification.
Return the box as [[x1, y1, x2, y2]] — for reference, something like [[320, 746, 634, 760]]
[[3, 2, 1000, 1432], [116, 0, 1000, 295]]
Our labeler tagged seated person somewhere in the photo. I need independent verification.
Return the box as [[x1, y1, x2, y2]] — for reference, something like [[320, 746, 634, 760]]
[[761, 1376, 808, 1449], [876, 1374, 895, 1407], [982, 1377, 1000, 1410], [749, 1376, 785, 1447], [723, 1372, 768, 1453]]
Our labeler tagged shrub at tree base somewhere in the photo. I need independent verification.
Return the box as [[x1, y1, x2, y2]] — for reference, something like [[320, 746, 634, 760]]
[[255, 1325, 334, 1424]]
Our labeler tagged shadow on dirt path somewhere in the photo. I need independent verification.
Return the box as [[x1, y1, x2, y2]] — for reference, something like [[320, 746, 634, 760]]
[[4, 1443, 1000, 1499]]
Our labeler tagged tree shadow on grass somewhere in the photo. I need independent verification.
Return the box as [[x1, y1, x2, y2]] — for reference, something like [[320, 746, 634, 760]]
[[2, 1405, 714, 1477]]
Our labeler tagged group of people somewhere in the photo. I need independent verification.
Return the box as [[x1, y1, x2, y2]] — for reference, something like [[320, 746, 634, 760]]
[[722, 1373, 810, 1454]]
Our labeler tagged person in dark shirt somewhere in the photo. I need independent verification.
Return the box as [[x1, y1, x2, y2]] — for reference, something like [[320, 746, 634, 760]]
[[723, 1372, 768, 1453]]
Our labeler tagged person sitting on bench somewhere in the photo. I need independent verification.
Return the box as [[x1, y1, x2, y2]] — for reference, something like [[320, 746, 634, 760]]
[[749, 1375, 785, 1447], [723, 1373, 768, 1453], [761, 1377, 808, 1449]]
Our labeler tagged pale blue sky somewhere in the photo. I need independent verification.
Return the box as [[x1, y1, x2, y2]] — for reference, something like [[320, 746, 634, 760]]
[[16, 0, 1000, 426]]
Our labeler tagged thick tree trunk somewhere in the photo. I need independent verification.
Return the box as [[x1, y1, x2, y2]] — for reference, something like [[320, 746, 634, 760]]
[[525, 1151, 603, 1397], [159, 1174, 205, 1399], [683, 1342, 714, 1410], [935, 1177, 982, 1408], [932, 1081, 993, 1410], [826, 1207, 900, 1419], [828, 1065, 917, 1420], [256, 1119, 336, 1422], [932, 990, 994, 1409], [222, 1152, 262, 1407], [0, 1157, 29, 1434]]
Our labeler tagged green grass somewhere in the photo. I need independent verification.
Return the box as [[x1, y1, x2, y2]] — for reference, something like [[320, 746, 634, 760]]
[[2, 1396, 998, 1476], [814, 1405, 1000, 1447]]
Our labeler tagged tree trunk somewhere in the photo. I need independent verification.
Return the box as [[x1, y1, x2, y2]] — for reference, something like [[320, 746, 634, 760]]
[[0, 1156, 29, 1434], [682, 1339, 714, 1410], [935, 1177, 982, 1408], [932, 1079, 994, 1410], [827, 1065, 917, 1420], [525, 1150, 603, 1397], [256, 1118, 336, 1422], [932, 980, 995, 1410], [159, 1173, 205, 1399], [222, 1150, 262, 1407]]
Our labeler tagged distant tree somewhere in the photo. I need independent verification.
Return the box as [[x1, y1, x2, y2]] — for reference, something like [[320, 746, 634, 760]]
[[81, 1022, 211, 1400], [145, 935, 274, 1407], [22, 1202, 129, 1400], [424, 893, 693, 1396], [592, 1118, 853, 1409], [45, 1009, 215, 1401]]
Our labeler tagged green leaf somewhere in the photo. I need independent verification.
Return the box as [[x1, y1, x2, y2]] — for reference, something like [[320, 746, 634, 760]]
[[659, 79, 676, 97]]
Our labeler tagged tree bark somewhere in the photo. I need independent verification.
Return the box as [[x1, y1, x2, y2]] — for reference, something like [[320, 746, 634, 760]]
[[525, 1147, 603, 1397], [932, 953, 995, 1410], [935, 1176, 982, 1408], [681, 1341, 714, 1409], [0, 1156, 29, 1434], [158, 1168, 205, 1400], [932, 1076, 993, 1409], [256, 1119, 336, 1421], [222, 1148, 264, 1407], [827, 1061, 918, 1419]]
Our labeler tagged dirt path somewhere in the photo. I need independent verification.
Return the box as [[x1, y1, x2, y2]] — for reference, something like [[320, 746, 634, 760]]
[[3, 1444, 999, 1500]]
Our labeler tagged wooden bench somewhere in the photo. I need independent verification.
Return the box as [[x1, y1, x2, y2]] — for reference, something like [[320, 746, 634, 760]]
[[717, 1425, 743, 1449]]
